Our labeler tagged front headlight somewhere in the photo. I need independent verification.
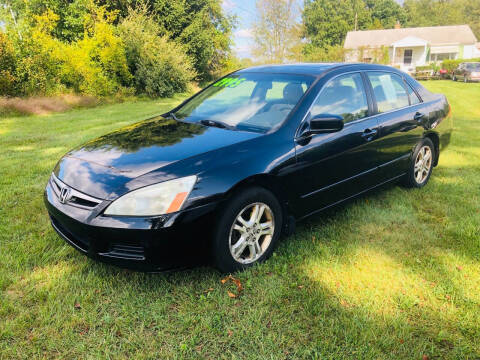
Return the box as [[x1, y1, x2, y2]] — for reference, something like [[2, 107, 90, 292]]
[[104, 176, 197, 216]]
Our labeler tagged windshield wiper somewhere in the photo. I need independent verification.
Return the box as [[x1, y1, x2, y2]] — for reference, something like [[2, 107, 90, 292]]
[[200, 119, 236, 130], [168, 112, 180, 121]]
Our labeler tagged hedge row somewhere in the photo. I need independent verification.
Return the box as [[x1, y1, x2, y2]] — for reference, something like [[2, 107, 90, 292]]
[[441, 58, 480, 73], [0, 7, 195, 98]]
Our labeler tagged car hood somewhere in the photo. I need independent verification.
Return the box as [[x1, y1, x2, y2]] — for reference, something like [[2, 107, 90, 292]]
[[54, 116, 261, 199]]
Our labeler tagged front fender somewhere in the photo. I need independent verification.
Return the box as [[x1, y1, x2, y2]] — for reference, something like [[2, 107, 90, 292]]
[[184, 134, 297, 211]]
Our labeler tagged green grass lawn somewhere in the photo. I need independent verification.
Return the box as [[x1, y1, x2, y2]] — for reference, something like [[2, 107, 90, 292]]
[[1, 82, 479, 359]]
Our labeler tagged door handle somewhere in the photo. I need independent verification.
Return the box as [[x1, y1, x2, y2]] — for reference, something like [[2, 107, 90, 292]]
[[414, 112, 425, 122], [361, 128, 378, 141]]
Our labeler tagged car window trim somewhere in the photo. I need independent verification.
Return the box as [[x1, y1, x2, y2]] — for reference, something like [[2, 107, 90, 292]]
[[404, 79, 421, 105], [404, 77, 424, 103], [365, 70, 411, 113], [364, 70, 427, 114], [294, 69, 427, 139], [294, 70, 373, 138]]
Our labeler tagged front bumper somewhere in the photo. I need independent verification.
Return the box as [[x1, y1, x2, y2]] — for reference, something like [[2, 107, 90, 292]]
[[44, 178, 218, 271]]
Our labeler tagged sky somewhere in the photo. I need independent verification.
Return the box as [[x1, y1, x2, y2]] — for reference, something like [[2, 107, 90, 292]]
[[222, 0, 257, 59], [223, 0, 404, 60]]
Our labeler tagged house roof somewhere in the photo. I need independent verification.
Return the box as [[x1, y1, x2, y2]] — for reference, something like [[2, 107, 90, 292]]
[[344, 25, 478, 49], [392, 36, 428, 47]]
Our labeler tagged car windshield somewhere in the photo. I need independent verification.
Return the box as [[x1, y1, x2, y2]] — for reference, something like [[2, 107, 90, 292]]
[[173, 73, 315, 133], [465, 63, 480, 70]]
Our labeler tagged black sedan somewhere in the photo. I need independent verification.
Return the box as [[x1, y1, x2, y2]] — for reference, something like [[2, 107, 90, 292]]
[[45, 63, 452, 272]]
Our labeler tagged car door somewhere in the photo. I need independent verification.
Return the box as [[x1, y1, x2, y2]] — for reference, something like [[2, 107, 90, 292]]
[[366, 71, 424, 182], [291, 72, 381, 217]]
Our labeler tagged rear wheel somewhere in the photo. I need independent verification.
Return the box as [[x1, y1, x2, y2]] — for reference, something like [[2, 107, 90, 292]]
[[402, 138, 435, 188], [212, 187, 283, 273]]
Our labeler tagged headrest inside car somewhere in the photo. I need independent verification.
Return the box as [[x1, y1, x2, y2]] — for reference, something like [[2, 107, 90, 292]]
[[283, 83, 304, 104]]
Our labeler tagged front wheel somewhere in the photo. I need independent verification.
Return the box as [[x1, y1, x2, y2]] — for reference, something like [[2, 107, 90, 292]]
[[452, 74, 457, 81], [212, 187, 283, 273], [402, 138, 435, 188]]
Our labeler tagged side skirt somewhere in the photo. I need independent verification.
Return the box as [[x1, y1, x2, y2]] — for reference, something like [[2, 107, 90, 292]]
[[297, 173, 406, 222]]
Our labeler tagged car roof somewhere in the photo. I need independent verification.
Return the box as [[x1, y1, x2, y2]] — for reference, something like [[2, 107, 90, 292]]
[[235, 62, 403, 76]]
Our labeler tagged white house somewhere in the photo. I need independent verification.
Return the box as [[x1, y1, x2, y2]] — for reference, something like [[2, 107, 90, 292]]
[[344, 25, 480, 72]]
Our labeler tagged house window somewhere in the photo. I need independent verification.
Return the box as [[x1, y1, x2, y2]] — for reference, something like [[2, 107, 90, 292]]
[[404, 49, 413, 65], [431, 53, 457, 62]]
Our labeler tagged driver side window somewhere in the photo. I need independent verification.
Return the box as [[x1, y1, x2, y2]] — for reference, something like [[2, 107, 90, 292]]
[[310, 73, 369, 123]]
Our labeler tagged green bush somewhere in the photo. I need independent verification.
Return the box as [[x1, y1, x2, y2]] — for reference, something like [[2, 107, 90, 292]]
[[59, 7, 132, 96], [135, 38, 195, 97], [442, 59, 463, 73], [13, 11, 64, 96], [13, 7, 132, 97], [1, 4, 198, 98], [0, 32, 17, 96], [415, 65, 433, 72], [118, 8, 195, 98], [442, 58, 480, 73]]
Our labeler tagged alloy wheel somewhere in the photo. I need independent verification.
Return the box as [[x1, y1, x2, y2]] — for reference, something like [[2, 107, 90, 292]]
[[414, 145, 432, 184], [229, 202, 275, 264]]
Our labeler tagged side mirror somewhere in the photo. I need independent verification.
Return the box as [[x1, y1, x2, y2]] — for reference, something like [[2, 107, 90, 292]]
[[309, 114, 344, 134]]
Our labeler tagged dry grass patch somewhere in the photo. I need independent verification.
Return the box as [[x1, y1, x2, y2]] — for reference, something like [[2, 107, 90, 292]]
[[0, 95, 99, 116]]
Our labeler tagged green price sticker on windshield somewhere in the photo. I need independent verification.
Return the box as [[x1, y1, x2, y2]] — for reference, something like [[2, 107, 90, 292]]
[[213, 77, 246, 88]]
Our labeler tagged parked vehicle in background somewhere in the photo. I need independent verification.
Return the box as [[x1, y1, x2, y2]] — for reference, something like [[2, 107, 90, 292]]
[[45, 63, 453, 273], [452, 62, 480, 82]]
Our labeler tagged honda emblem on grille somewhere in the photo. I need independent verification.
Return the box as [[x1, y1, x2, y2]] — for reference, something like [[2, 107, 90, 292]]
[[59, 186, 72, 204]]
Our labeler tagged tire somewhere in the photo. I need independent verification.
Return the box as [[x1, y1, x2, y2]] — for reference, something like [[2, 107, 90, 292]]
[[212, 187, 283, 273], [402, 138, 435, 188], [464, 76, 468, 83], [452, 74, 456, 81]]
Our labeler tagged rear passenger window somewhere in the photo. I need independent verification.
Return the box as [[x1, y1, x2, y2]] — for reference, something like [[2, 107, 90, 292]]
[[406, 83, 421, 105], [367, 72, 409, 112], [310, 73, 368, 123]]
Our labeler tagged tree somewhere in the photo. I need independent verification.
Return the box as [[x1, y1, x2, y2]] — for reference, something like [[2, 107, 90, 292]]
[[463, 0, 480, 39], [403, 0, 462, 27], [304, 44, 346, 62], [302, 0, 416, 61], [252, 0, 302, 63], [118, 7, 195, 97], [0, 32, 17, 95], [365, 0, 406, 29], [4, 0, 91, 42], [3, 0, 235, 81], [151, 0, 235, 81], [303, 0, 371, 52], [403, 0, 480, 39]]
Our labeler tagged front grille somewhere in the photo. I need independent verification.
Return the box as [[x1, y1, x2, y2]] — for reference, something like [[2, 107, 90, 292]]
[[50, 173, 103, 209]]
